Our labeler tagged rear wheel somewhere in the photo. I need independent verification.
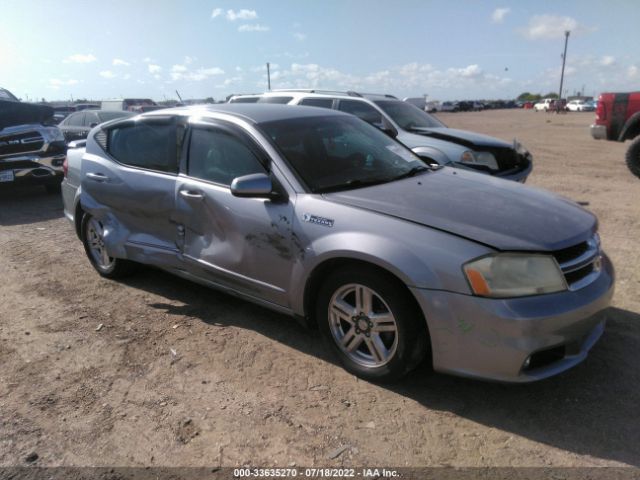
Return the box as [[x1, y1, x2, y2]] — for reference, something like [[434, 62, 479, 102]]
[[316, 266, 428, 382], [626, 136, 640, 179], [81, 213, 137, 278]]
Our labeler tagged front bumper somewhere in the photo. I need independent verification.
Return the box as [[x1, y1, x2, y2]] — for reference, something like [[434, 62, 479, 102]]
[[590, 124, 607, 140], [0, 152, 65, 187], [411, 254, 614, 383]]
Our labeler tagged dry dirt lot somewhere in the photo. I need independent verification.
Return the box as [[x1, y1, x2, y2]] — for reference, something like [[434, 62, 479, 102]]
[[1, 109, 639, 469]]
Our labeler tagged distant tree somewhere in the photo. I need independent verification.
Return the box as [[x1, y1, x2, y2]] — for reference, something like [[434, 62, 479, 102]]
[[204, 97, 215, 104], [543, 92, 559, 99], [516, 92, 542, 102]]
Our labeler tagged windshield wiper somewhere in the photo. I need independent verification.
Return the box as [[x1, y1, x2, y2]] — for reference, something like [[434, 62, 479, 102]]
[[391, 165, 430, 181], [313, 177, 394, 193]]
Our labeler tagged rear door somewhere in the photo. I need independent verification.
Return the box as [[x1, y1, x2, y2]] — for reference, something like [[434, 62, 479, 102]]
[[81, 116, 185, 265], [173, 119, 295, 307]]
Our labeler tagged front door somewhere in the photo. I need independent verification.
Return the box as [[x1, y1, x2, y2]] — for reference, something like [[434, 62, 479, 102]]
[[174, 121, 295, 308]]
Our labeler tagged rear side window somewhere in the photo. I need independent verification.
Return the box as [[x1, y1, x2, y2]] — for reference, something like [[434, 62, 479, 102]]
[[338, 100, 383, 126], [84, 112, 99, 127], [187, 128, 266, 186], [257, 96, 293, 104], [107, 122, 179, 173], [299, 98, 334, 109]]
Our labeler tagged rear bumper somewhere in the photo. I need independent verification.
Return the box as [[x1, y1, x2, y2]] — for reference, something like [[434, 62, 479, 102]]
[[590, 124, 608, 140], [411, 254, 614, 383], [0, 152, 65, 187]]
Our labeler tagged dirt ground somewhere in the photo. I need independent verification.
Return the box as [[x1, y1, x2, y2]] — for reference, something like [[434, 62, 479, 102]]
[[1, 109, 639, 469]]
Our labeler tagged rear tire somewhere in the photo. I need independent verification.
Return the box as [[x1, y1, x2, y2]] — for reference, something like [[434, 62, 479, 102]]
[[315, 265, 429, 383], [626, 136, 640, 179], [81, 213, 137, 279]]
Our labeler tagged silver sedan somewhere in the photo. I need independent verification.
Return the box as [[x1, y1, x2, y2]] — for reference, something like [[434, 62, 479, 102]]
[[62, 104, 614, 383]]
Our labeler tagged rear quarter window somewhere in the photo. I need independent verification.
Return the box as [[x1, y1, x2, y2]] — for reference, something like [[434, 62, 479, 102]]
[[107, 122, 179, 173]]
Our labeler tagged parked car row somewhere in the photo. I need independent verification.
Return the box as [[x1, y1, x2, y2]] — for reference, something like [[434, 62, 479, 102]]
[[60, 102, 613, 384]]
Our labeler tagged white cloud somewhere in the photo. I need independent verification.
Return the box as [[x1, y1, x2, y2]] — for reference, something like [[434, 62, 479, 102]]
[[142, 57, 153, 63], [184, 56, 196, 65], [293, 32, 307, 41], [211, 7, 223, 18], [112, 58, 130, 66], [226, 9, 257, 21], [520, 15, 592, 40], [601, 56, 616, 66], [491, 8, 510, 24], [122, 73, 131, 80], [170, 66, 225, 82], [238, 23, 269, 32], [148, 64, 162, 74], [99, 70, 116, 79], [63, 53, 96, 63], [48, 78, 79, 89], [629, 66, 639, 79]]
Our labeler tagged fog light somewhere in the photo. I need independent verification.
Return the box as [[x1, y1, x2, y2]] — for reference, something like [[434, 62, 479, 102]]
[[523, 356, 531, 370]]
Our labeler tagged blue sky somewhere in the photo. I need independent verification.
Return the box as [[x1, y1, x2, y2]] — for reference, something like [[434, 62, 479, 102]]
[[1, 0, 639, 102]]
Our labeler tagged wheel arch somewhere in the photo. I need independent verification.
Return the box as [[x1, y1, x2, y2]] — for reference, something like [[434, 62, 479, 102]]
[[619, 112, 640, 142], [302, 257, 430, 337]]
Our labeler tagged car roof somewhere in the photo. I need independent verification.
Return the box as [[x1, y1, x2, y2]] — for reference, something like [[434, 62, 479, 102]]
[[141, 103, 350, 124]]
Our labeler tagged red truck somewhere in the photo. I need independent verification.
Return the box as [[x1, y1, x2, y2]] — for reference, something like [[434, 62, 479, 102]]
[[590, 92, 640, 178]]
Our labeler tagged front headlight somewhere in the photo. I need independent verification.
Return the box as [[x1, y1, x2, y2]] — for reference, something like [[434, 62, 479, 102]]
[[463, 253, 567, 298], [459, 150, 499, 170]]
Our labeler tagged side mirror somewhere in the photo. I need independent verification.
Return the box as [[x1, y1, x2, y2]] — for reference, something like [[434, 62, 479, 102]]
[[230, 173, 276, 199]]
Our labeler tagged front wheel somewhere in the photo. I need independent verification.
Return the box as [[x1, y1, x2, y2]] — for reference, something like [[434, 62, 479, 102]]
[[81, 213, 137, 278], [316, 266, 428, 382], [626, 136, 640, 179]]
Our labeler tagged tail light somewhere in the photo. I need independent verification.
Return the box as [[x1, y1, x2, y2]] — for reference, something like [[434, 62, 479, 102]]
[[63, 157, 68, 178], [596, 97, 606, 122]]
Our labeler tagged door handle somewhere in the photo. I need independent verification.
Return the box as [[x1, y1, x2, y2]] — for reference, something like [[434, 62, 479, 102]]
[[86, 172, 110, 182], [179, 189, 204, 200]]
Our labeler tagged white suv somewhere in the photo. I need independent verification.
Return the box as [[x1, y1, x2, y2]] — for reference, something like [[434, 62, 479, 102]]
[[232, 90, 532, 182]]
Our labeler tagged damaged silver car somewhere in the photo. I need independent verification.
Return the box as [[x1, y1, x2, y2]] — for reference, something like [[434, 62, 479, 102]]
[[62, 104, 614, 383]]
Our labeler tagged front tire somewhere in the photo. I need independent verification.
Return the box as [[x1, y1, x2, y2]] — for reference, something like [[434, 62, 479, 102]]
[[316, 266, 428, 383], [626, 136, 640, 179], [81, 213, 137, 278]]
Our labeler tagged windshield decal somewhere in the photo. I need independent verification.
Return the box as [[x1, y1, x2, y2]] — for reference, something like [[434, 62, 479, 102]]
[[386, 144, 417, 162]]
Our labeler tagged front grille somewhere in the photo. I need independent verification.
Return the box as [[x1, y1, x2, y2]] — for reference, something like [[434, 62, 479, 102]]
[[551, 235, 601, 290], [0, 130, 45, 157]]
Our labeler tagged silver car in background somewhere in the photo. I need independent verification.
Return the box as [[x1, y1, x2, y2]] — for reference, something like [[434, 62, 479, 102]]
[[62, 104, 613, 383]]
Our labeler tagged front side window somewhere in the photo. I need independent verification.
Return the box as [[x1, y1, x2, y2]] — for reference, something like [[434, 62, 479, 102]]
[[187, 128, 266, 186], [261, 115, 426, 193], [107, 121, 179, 173], [337, 100, 383, 126], [65, 112, 85, 127]]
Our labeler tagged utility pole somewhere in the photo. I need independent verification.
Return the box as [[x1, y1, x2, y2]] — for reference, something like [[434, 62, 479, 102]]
[[266, 62, 271, 91], [558, 30, 570, 102]]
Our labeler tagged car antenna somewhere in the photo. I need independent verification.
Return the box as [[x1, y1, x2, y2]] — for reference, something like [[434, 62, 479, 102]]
[[175, 90, 184, 103]]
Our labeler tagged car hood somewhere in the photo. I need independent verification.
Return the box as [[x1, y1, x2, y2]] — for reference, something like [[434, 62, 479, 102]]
[[403, 126, 513, 149], [0, 101, 54, 130], [324, 168, 596, 251]]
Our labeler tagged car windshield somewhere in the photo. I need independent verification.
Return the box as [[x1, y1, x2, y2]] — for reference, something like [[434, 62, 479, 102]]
[[260, 115, 429, 193], [374, 100, 446, 130]]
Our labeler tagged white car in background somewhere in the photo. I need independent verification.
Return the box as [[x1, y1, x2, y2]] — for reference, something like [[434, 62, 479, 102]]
[[566, 100, 595, 112], [534, 99, 555, 111]]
